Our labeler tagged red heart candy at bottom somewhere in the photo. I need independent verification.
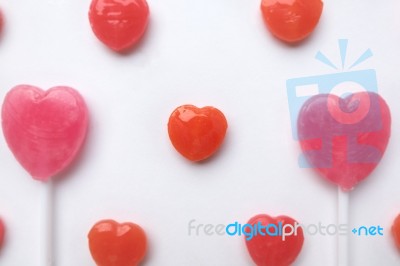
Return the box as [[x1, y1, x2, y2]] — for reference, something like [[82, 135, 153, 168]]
[[88, 219, 147, 266], [297, 92, 391, 191], [1, 85, 89, 181], [392, 214, 400, 251], [245, 214, 304, 266], [0, 218, 5, 249]]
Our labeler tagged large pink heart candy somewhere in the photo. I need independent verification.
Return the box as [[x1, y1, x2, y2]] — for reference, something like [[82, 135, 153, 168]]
[[1, 85, 89, 181], [297, 92, 391, 191]]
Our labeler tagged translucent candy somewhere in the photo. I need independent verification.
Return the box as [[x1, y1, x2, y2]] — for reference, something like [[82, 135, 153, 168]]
[[297, 92, 391, 191], [1, 85, 89, 181]]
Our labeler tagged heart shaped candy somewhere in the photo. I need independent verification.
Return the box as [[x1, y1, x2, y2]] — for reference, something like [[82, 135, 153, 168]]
[[168, 105, 228, 162], [1, 85, 89, 181], [88, 219, 147, 266], [297, 92, 391, 191], [260, 0, 323, 43], [245, 214, 304, 266], [89, 0, 149, 52]]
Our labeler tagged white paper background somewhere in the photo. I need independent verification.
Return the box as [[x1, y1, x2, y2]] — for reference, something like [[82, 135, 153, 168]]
[[0, 0, 400, 265]]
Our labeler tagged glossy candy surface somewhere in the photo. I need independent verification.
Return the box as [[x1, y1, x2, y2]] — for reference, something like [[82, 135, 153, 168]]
[[245, 214, 304, 266], [168, 105, 228, 162], [89, 0, 149, 52], [260, 0, 323, 43], [297, 92, 391, 191], [1, 85, 89, 181], [88, 219, 147, 266]]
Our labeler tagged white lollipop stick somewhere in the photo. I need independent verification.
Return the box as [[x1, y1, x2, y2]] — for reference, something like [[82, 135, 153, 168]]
[[42, 180, 54, 266], [337, 187, 349, 266]]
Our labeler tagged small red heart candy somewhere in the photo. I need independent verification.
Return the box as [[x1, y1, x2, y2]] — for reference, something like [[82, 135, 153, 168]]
[[245, 214, 304, 266], [89, 0, 150, 52], [168, 105, 228, 162], [1, 85, 89, 181], [88, 219, 147, 266], [0, 218, 5, 249]]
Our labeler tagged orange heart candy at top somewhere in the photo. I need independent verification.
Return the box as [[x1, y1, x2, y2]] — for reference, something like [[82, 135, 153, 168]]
[[168, 105, 228, 162], [89, 0, 149, 52], [0, 218, 4, 249], [88, 219, 147, 266], [260, 0, 323, 43], [392, 214, 400, 251]]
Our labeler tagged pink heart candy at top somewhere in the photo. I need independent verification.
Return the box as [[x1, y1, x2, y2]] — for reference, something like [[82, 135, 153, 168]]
[[297, 92, 391, 191], [1, 85, 89, 181]]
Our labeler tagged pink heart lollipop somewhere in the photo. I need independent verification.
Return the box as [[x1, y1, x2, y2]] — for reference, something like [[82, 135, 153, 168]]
[[1, 85, 89, 181], [297, 91, 390, 191], [2, 85, 89, 265], [297, 91, 390, 265]]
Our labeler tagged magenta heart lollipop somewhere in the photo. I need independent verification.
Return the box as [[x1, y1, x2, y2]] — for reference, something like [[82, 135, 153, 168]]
[[2, 85, 89, 181], [297, 91, 391, 191], [297, 91, 390, 265]]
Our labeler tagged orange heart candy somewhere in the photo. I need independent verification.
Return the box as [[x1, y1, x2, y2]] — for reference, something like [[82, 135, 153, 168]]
[[88, 219, 147, 266], [168, 105, 228, 162]]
